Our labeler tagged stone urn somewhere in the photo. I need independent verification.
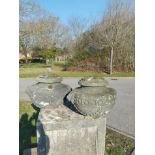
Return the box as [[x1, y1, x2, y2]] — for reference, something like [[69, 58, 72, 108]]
[[26, 76, 71, 108], [67, 77, 116, 118]]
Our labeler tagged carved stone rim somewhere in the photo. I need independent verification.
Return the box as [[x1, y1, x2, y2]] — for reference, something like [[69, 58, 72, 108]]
[[68, 87, 116, 99]]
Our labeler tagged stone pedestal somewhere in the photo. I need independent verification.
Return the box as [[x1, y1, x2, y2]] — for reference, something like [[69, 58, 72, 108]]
[[37, 104, 106, 155]]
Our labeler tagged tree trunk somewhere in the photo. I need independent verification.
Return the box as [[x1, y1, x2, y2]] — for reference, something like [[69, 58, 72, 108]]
[[109, 46, 113, 74], [23, 50, 28, 64], [46, 59, 49, 64]]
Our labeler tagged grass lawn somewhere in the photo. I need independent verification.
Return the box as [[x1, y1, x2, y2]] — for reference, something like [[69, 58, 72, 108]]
[[19, 101, 135, 155], [19, 63, 135, 78]]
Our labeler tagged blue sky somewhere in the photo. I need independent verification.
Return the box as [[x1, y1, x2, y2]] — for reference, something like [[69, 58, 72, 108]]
[[36, 0, 109, 24]]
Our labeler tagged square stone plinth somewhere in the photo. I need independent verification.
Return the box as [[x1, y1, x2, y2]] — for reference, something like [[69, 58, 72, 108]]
[[37, 105, 106, 155], [23, 148, 37, 155]]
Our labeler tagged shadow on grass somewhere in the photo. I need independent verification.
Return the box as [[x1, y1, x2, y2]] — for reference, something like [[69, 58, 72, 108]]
[[19, 105, 40, 155]]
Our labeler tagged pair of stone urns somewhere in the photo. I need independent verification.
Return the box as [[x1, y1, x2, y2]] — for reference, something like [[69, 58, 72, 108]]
[[27, 76, 116, 118]]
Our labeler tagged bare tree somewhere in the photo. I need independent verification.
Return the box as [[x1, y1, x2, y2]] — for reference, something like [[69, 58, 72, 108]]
[[94, 0, 134, 73], [19, 22, 33, 63], [19, 0, 42, 63], [32, 16, 69, 50], [19, 0, 42, 22], [68, 0, 135, 73], [68, 17, 95, 40], [19, 0, 65, 62]]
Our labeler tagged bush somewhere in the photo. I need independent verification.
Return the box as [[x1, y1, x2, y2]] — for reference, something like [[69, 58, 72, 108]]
[[19, 58, 46, 64], [19, 59, 32, 64], [31, 58, 46, 63], [65, 49, 134, 72], [65, 50, 109, 72]]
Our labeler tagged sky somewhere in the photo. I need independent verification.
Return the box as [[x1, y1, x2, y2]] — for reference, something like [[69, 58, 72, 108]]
[[36, 0, 109, 25]]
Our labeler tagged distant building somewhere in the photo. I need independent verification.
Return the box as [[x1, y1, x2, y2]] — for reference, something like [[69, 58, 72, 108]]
[[55, 54, 72, 62], [19, 51, 33, 60]]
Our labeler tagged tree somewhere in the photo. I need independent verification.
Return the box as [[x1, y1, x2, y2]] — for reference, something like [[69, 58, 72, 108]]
[[42, 47, 57, 64], [68, 17, 85, 39], [19, 0, 42, 63], [19, 0, 72, 63], [67, 0, 135, 73], [37, 16, 66, 48], [19, 22, 33, 63], [94, 0, 135, 73]]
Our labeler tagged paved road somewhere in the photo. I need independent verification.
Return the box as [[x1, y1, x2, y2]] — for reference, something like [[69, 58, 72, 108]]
[[19, 77, 135, 137]]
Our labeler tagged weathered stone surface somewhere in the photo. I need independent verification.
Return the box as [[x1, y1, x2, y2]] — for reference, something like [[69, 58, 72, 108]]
[[37, 104, 106, 155], [78, 77, 109, 87], [26, 77, 71, 108], [36, 76, 62, 83], [23, 148, 37, 155], [67, 84, 116, 118]]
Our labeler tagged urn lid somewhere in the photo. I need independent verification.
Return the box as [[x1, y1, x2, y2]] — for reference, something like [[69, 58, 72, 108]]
[[36, 76, 62, 83], [78, 77, 108, 87]]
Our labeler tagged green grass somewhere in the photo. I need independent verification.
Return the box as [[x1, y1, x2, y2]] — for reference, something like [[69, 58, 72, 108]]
[[19, 63, 135, 78], [19, 101, 134, 155], [52, 71, 135, 77], [20, 63, 51, 68], [19, 101, 40, 155], [105, 129, 134, 155]]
